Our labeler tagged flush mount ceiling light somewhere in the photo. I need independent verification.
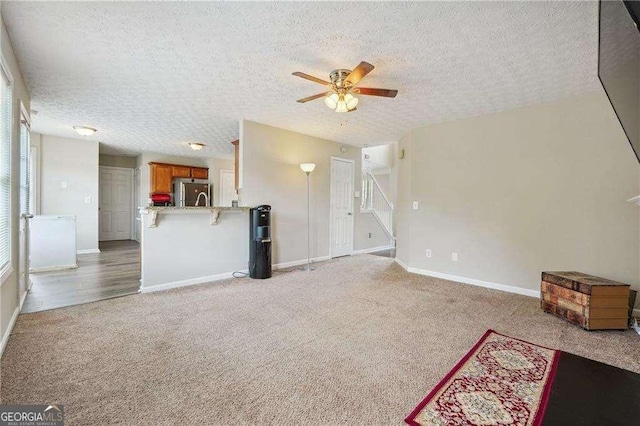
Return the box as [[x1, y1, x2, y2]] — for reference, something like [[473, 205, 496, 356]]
[[188, 142, 205, 151], [73, 126, 97, 136], [293, 61, 398, 113]]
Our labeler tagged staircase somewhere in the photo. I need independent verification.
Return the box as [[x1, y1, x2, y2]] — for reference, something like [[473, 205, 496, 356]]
[[361, 172, 394, 239]]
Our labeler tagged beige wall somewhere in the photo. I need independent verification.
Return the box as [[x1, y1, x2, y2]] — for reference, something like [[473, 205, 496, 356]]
[[40, 134, 100, 252], [241, 120, 390, 265], [1, 15, 31, 354], [99, 154, 136, 169], [395, 131, 412, 266], [396, 92, 640, 293]]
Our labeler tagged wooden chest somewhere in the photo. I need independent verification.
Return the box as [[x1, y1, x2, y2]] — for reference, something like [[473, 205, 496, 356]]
[[541, 271, 630, 330]]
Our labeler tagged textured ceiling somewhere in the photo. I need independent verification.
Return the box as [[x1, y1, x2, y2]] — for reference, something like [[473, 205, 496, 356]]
[[2, 1, 600, 158]]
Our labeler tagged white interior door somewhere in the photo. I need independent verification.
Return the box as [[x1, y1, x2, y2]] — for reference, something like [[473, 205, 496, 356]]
[[99, 167, 133, 241], [219, 169, 237, 207], [330, 157, 354, 257]]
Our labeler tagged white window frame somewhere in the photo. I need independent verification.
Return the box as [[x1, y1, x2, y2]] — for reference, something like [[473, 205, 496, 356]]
[[0, 54, 14, 285], [19, 102, 31, 215]]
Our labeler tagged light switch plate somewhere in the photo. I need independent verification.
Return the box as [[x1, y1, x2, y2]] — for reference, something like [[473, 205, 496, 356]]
[[61, 181, 68, 189], [84, 196, 92, 204], [452, 253, 458, 262], [354, 191, 360, 198], [426, 249, 432, 258], [412, 201, 419, 210]]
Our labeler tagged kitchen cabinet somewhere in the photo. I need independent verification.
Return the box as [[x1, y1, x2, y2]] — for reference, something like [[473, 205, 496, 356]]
[[172, 165, 191, 178], [191, 167, 208, 179], [231, 140, 239, 192], [149, 162, 210, 196], [150, 163, 173, 194]]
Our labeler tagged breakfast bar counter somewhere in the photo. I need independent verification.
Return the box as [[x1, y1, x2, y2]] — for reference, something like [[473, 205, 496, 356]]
[[142, 206, 250, 227], [140, 206, 250, 291]]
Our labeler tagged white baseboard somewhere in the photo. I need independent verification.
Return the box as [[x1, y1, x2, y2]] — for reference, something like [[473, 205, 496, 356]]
[[394, 257, 409, 270], [0, 305, 19, 359], [30, 264, 78, 273], [141, 256, 333, 294], [141, 271, 239, 293], [19, 288, 27, 310], [403, 264, 540, 299], [352, 245, 394, 255], [273, 255, 331, 270], [0, 289, 28, 360], [77, 248, 100, 254]]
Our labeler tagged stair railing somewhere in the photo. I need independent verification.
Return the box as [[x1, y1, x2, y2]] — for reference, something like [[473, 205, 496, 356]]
[[361, 172, 393, 237]]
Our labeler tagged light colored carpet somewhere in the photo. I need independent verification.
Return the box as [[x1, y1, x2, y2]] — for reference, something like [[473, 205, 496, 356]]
[[1, 255, 639, 424]]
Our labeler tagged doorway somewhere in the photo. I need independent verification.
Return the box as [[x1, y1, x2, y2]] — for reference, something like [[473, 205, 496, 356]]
[[330, 157, 355, 257], [219, 169, 238, 207], [99, 166, 134, 241]]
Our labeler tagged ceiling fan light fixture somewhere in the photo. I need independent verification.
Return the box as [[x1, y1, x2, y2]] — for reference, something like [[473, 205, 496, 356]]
[[294, 61, 397, 113], [335, 101, 348, 113], [335, 94, 348, 113], [324, 93, 339, 109], [344, 93, 359, 110]]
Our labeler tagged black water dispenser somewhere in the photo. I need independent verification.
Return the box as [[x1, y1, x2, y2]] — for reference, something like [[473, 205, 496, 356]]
[[249, 205, 272, 279]]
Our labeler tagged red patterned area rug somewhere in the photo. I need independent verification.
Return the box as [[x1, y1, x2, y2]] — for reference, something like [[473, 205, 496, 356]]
[[405, 330, 559, 426]]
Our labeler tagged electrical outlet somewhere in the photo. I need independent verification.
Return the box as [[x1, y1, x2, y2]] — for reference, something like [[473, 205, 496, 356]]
[[368, 232, 372, 239], [84, 196, 92, 204], [426, 249, 432, 258], [452, 252, 458, 262], [412, 201, 419, 210]]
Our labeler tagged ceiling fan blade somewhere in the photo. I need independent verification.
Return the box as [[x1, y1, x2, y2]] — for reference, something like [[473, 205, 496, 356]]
[[356, 88, 398, 98], [345, 62, 375, 85], [292, 72, 330, 85], [296, 93, 327, 103]]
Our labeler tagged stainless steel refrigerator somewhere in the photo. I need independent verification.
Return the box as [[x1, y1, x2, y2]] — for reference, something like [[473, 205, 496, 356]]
[[174, 179, 210, 207]]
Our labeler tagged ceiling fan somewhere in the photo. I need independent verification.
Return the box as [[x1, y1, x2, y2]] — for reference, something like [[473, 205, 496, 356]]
[[293, 61, 398, 113]]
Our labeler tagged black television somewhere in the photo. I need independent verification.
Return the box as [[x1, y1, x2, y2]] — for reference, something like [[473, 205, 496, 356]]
[[598, 1, 640, 162]]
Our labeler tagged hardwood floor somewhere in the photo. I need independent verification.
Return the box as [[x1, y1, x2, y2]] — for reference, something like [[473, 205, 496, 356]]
[[369, 248, 396, 258], [22, 240, 141, 313]]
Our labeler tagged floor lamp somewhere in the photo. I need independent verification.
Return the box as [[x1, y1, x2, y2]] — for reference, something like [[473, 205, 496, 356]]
[[300, 163, 316, 271]]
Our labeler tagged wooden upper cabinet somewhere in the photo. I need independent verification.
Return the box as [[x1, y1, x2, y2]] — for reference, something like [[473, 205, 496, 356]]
[[172, 165, 191, 178], [191, 167, 208, 179], [149, 162, 210, 195], [150, 163, 173, 194], [231, 140, 239, 191]]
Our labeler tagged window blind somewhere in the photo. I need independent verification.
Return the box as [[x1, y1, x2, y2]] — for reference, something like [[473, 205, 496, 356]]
[[0, 67, 12, 276]]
